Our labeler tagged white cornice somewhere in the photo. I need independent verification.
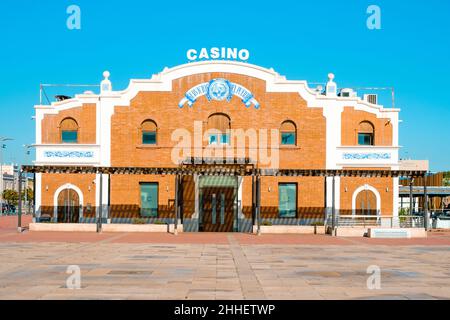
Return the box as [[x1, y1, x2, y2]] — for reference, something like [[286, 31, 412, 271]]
[[35, 60, 400, 118]]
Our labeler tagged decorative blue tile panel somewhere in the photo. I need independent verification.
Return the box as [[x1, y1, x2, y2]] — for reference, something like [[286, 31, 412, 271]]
[[44, 151, 94, 158], [342, 152, 391, 160]]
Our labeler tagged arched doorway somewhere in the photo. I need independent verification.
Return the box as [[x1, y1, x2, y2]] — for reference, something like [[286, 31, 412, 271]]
[[355, 189, 377, 216], [57, 189, 80, 223]]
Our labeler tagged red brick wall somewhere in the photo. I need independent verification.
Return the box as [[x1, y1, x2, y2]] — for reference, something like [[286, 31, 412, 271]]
[[40, 174, 97, 218], [109, 73, 327, 212], [39, 73, 395, 220], [41, 104, 96, 144], [341, 107, 393, 146], [340, 167, 394, 215]]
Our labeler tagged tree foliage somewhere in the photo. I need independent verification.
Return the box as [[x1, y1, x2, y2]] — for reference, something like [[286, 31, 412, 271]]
[[2, 189, 19, 206], [444, 172, 450, 186]]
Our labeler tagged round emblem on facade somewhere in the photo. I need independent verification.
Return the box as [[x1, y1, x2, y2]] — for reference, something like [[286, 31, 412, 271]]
[[207, 79, 231, 101]]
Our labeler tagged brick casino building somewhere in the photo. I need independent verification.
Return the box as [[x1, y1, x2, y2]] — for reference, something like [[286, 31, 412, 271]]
[[33, 59, 401, 232]]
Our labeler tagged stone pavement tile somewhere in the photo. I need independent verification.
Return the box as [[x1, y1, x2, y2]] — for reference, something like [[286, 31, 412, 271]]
[[1, 239, 450, 300], [215, 294, 244, 300], [40, 293, 130, 300], [126, 294, 160, 300], [264, 293, 301, 300], [398, 287, 450, 299], [312, 287, 350, 299], [343, 288, 407, 300], [185, 293, 216, 300], [403, 293, 439, 300]]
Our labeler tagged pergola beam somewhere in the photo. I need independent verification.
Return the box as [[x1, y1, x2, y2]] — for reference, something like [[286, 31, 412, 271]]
[[22, 165, 427, 178]]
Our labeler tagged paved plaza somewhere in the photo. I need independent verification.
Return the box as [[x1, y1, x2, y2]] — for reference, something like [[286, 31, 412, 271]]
[[0, 218, 450, 300]]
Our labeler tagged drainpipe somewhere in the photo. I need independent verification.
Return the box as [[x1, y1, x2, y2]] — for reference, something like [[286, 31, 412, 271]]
[[17, 167, 22, 233], [174, 175, 179, 235], [256, 175, 261, 236], [424, 173, 429, 231]]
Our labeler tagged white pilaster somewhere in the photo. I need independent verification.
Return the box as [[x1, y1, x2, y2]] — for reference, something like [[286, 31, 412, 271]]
[[393, 177, 399, 218], [34, 173, 42, 221]]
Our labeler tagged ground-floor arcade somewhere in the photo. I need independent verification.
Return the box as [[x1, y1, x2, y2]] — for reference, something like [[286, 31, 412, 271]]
[[19, 163, 429, 233]]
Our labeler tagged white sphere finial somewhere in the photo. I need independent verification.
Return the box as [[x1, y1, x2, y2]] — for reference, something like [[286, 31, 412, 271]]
[[103, 71, 110, 79], [328, 73, 335, 81]]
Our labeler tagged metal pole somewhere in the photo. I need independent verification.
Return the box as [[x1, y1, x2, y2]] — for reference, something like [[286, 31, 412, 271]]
[[0, 146, 3, 207], [32, 172, 36, 222], [424, 173, 429, 231], [17, 168, 22, 233], [97, 174, 103, 233], [107, 174, 111, 223], [24, 175, 28, 214], [251, 175, 255, 225], [174, 175, 179, 235], [331, 175, 336, 235], [409, 177, 414, 215], [256, 175, 261, 236], [324, 176, 327, 226]]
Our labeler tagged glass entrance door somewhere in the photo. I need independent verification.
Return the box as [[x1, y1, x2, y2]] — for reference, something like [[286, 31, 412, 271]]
[[198, 176, 237, 232]]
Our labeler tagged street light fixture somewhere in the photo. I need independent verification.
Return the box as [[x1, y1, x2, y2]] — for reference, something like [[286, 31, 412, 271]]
[[0, 137, 14, 206], [23, 144, 35, 214]]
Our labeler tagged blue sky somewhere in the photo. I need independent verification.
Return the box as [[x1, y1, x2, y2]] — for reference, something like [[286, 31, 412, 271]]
[[0, 0, 449, 171]]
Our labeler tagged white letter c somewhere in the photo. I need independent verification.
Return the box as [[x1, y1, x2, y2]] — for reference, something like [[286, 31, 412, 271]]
[[187, 49, 197, 61]]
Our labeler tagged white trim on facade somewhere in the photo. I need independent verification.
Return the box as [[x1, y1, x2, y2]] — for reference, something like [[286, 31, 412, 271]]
[[53, 183, 84, 222], [33, 60, 400, 170], [34, 173, 42, 221]]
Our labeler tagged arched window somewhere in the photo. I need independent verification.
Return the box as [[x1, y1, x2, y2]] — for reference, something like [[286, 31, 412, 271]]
[[141, 120, 157, 145], [60, 118, 79, 143], [358, 121, 374, 146], [280, 120, 297, 145], [207, 113, 231, 145]]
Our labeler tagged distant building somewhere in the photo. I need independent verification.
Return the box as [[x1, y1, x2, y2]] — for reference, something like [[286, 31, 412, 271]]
[[399, 166, 450, 214], [1, 163, 34, 198], [1, 163, 18, 176], [399, 160, 429, 172]]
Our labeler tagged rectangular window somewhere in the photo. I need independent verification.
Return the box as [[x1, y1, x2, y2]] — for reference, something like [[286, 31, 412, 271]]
[[278, 183, 297, 218], [358, 133, 373, 146], [209, 133, 230, 145], [140, 183, 158, 217], [281, 132, 295, 145], [209, 134, 218, 145], [220, 133, 230, 144], [142, 131, 156, 145], [61, 131, 78, 143]]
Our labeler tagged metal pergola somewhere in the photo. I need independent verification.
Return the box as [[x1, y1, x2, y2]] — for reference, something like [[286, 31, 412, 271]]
[[17, 164, 430, 234]]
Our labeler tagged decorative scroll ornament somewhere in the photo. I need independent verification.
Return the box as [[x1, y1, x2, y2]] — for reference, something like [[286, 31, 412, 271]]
[[178, 78, 260, 109]]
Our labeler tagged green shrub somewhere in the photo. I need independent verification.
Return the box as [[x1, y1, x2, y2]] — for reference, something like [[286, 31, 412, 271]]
[[132, 218, 147, 225], [153, 220, 166, 225], [261, 220, 273, 226]]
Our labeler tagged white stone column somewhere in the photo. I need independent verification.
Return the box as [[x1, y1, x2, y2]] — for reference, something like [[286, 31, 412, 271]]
[[34, 173, 42, 222]]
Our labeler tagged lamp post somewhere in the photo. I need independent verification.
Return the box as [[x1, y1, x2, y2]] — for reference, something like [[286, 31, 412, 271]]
[[23, 144, 34, 214], [0, 137, 14, 208]]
